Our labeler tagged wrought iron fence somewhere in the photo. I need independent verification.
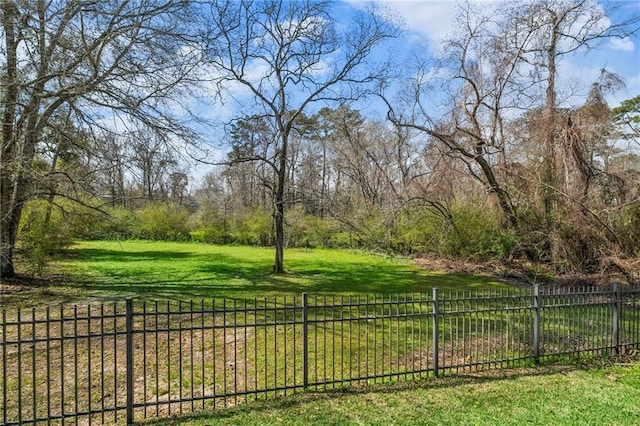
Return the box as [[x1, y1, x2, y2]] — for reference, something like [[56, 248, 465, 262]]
[[1, 284, 640, 425]]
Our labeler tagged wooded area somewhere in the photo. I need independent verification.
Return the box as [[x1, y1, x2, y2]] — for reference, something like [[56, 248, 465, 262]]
[[1, 0, 639, 280]]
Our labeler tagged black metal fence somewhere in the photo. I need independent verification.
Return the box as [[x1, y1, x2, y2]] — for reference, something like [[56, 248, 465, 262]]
[[2, 284, 640, 425]]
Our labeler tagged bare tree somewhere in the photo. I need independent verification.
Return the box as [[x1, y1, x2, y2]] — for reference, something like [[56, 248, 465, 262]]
[[92, 132, 131, 207], [509, 0, 639, 226], [0, 0, 201, 278], [129, 128, 178, 201], [385, 3, 522, 229], [386, 0, 639, 234], [203, 0, 397, 273]]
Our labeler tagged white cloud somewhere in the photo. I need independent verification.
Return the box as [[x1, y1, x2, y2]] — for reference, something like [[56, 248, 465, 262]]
[[554, 58, 640, 110], [345, 0, 459, 45], [387, 1, 458, 44], [610, 37, 635, 52]]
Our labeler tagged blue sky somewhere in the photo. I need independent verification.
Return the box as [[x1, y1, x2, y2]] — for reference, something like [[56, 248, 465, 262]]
[[198, 0, 640, 124], [189, 0, 640, 178], [352, 0, 640, 112]]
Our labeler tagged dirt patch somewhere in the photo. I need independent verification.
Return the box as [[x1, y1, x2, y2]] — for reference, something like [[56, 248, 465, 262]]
[[391, 334, 531, 374], [413, 255, 536, 287], [0, 274, 68, 295], [412, 254, 632, 288]]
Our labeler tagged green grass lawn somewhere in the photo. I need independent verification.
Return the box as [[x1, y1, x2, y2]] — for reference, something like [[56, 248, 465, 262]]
[[143, 363, 640, 426], [5, 240, 511, 306], [4, 241, 639, 426]]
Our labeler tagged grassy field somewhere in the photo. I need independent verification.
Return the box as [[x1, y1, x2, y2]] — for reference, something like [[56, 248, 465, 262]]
[[143, 362, 640, 426], [4, 240, 510, 306], [3, 241, 640, 425]]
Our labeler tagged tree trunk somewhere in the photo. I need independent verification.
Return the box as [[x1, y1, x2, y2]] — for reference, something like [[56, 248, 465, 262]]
[[1, 1, 19, 279], [273, 197, 285, 274], [475, 151, 518, 229], [273, 135, 288, 274], [542, 14, 558, 229], [0, 193, 18, 278]]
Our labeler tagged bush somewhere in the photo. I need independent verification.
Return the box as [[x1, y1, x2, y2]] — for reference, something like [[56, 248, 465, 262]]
[[135, 202, 191, 241], [392, 203, 517, 260], [190, 224, 228, 244], [76, 206, 139, 240], [391, 206, 442, 254], [514, 205, 629, 275], [338, 206, 393, 251], [17, 200, 75, 274], [613, 202, 640, 257], [286, 206, 340, 248], [229, 207, 274, 246], [189, 198, 232, 244]]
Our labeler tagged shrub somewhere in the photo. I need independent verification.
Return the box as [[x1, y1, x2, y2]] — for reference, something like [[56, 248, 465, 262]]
[[613, 202, 640, 257], [434, 205, 517, 259], [230, 207, 273, 246], [189, 198, 232, 244], [135, 202, 191, 241], [190, 224, 228, 244], [392, 203, 517, 260], [77, 206, 139, 240], [286, 206, 340, 248], [17, 200, 75, 274]]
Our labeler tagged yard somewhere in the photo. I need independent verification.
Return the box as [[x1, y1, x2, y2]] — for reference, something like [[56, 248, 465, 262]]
[[145, 362, 640, 426], [2, 241, 639, 425], [3, 240, 511, 307]]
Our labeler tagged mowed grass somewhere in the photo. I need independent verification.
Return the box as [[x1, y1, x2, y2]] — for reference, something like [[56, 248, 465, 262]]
[[5, 240, 510, 306], [144, 363, 640, 426], [4, 242, 640, 426]]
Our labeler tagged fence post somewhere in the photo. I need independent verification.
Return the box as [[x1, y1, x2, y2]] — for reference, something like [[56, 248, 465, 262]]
[[533, 285, 540, 364], [432, 288, 439, 378], [2, 309, 7, 425], [302, 293, 309, 390], [613, 283, 620, 355], [126, 298, 134, 425]]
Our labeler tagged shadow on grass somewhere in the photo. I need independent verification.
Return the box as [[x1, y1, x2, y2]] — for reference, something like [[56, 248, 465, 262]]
[[64, 248, 197, 261], [138, 363, 579, 426], [56, 244, 511, 302]]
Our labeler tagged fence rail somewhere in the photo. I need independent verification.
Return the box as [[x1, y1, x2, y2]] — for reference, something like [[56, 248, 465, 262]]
[[1, 284, 640, 425]]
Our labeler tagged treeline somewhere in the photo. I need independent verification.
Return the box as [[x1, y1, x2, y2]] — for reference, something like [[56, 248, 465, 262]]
[[18, 199, 517, 275], [18, 98, 640, 278], [3, 0, 640, 280]]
